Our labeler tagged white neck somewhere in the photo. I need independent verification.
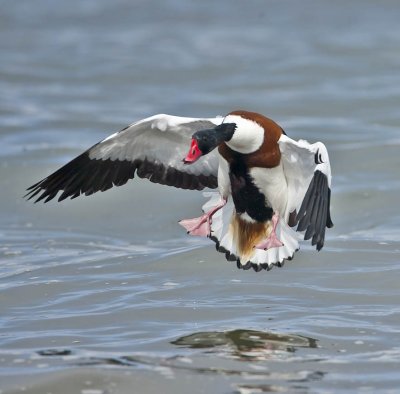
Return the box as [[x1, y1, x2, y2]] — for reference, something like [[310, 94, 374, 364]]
[[223, 115, 264, 154]]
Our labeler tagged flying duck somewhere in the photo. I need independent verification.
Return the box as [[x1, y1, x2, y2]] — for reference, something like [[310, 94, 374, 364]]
[[26, 110, 333, 272]]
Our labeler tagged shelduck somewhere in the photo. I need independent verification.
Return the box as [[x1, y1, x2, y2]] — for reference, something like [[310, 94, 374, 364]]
[[26, 110, 333, 272]]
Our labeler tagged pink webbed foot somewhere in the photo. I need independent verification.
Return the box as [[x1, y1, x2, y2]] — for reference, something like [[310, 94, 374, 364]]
[[179, 198, 227, 237], [179, 214, 211, 237], [255, 213, 284, 250]]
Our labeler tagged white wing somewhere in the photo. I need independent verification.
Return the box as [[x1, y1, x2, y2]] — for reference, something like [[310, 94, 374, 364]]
[[279, 134, 333, 251], [26, 114, 223, 203]]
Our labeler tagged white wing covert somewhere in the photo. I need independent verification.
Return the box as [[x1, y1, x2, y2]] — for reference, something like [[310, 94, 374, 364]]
[[26, 114, 222, 203], [279, 134, 333, 251]]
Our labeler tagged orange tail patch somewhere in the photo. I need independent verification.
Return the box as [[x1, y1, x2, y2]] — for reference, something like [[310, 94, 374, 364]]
[[230, 213, 272, 261]]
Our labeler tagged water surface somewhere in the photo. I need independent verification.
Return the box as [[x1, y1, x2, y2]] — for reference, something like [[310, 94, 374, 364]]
[[1, 1, 400, 393]]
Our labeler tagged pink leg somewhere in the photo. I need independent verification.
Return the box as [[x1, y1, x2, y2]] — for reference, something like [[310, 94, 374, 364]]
[[179, 198, 227, 237], [255, 213, 284, 250]]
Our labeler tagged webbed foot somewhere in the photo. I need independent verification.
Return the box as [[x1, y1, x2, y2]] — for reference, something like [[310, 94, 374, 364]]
[[179, 197, 227, 237], [255, 213, 284, 250]]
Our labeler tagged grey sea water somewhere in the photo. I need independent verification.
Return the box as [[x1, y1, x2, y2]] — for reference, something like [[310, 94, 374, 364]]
[[1, 0, 400, 393]]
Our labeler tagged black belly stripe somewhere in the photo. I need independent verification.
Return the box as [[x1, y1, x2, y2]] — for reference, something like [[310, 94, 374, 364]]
[[229, 157, 273, 222]]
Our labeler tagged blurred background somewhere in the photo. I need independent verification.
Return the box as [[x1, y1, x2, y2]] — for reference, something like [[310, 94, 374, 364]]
[[1, 1, 400, 393]]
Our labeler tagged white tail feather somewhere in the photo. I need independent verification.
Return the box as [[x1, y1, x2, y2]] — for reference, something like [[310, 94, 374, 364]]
[[203, 192, 300, 271]]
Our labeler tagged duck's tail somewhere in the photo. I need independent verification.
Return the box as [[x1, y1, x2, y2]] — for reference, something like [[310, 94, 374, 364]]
[[203, 192, 300, 272]]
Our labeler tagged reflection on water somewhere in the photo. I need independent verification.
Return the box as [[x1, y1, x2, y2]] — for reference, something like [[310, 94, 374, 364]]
[[35, 329, 318, 372], [171, 329, 317, 361], [31, 330, 323, 394]]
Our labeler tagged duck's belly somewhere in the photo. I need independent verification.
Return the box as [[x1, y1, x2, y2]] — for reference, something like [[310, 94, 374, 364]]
[[226, 155, 278, 222], [249, 162, 288, 219], [218, 155, 288, 223], [229, 168, 274, 223]]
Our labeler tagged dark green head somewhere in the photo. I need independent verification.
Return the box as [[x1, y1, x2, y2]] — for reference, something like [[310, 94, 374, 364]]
[[183, 123, 236, 163]]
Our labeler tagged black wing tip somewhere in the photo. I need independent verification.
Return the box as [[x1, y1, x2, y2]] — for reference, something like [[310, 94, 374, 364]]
[[24, 152, 139, 204], [296, 170, 333, 251], [24, 182, 54, 204], [25, 156, 219, 205], [326, 187, 334, 228]]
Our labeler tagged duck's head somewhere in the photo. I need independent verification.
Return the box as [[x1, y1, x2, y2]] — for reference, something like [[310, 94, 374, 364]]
[[183, 122, 236, 164], [183, 110, 283, 164]]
